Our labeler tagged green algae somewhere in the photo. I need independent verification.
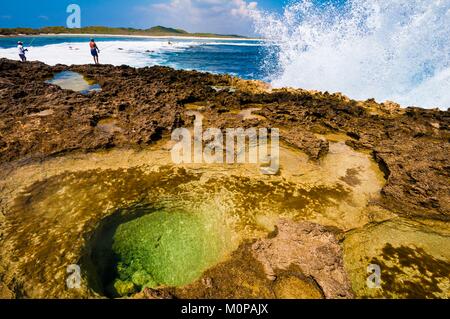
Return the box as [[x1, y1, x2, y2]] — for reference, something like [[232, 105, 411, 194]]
[[370, 244, 450, 299], [343, 218, 450, 299], [110, 209, 234, 296]]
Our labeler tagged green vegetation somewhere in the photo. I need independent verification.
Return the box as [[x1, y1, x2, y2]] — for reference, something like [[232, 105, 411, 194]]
[[0, 25, 246, 38], [111, 209, 233, 296]]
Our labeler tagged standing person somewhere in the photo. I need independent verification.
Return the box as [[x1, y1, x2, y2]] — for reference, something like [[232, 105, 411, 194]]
[[18, 41, 28, 62], [89, 39, 100, 64]]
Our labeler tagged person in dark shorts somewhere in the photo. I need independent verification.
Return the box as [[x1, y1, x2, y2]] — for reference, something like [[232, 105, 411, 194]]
[[89, 39, 100, 64], [18, 41, 28, 62]]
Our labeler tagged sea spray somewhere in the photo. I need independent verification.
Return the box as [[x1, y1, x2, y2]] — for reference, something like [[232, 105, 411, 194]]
[[252, 0, 450, 110]]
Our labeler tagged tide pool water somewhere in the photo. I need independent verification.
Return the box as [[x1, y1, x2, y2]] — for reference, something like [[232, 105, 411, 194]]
[[111, 208, 235, 296], [46, 71, 101, 94], [2, 136, 447, 298]]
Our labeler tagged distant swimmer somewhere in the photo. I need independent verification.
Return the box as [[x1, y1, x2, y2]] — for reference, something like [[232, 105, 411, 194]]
[[168, 41, 173, 45], [17, 41, 28, 62], [89, 38, 100, 64]]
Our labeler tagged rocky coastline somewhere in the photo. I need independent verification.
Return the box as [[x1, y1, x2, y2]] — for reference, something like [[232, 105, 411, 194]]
[[0, 58, 448, 299]]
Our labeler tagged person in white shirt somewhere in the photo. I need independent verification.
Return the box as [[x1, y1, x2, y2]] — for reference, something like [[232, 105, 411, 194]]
[[18, 41, 28, 62]]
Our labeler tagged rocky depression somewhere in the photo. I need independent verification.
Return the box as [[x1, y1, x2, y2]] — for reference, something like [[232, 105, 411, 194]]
[[0, 59, 448, 299]]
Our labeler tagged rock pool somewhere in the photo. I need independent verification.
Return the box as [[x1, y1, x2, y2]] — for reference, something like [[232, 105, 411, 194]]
[[46, 71, 101, 94]]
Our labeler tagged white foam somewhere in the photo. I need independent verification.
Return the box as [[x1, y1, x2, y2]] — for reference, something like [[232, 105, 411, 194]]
[[252, 0, 450, 110], [0, 40, 198, 67], [203, 42, 263, 46], [0, 38, 263, 72]]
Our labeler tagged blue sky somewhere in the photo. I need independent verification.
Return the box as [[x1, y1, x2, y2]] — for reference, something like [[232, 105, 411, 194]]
[[0, 0, 341, 35]]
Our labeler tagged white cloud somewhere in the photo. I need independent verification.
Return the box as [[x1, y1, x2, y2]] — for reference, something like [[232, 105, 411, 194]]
[[230, 0, 258, 18], [137, 0, 260, 36]]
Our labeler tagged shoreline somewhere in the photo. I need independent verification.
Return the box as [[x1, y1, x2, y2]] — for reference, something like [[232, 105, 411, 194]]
[[0, 54, 444, 111], [0, 33, 262, 41]]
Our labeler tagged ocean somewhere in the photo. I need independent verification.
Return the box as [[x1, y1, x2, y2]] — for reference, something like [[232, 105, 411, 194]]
[[1, 0, 450, 110], [0, 36, 266, 81]]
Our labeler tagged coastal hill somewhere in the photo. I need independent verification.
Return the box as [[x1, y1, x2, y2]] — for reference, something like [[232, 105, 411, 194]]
[[0, 25, 246, 38]]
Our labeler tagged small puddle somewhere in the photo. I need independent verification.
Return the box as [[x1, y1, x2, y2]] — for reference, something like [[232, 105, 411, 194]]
[[29, 109, 54, 117], [185, 102, 207, 111], [97, 118, 122, 134], [46, 71, 101, 94], [210, 86, 236, 93], [238, 108, 266, 120]]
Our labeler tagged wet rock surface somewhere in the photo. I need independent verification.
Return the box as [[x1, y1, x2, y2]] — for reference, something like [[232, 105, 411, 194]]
[[0, 58, 449, 299], [282, 128, 329, 160], [344, 218, 450, 298], [251, 220, 353, 299], [1, 59, 448, 220], [158, 220, 352, 299]]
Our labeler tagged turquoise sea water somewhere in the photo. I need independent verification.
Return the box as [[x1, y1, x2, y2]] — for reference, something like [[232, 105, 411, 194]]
[[0, 36, 267, 80]]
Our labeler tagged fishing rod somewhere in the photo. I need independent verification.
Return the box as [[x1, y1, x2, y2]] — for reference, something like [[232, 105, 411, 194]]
[[99, 44, 117, 51], [28, 38, 36, 47]]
